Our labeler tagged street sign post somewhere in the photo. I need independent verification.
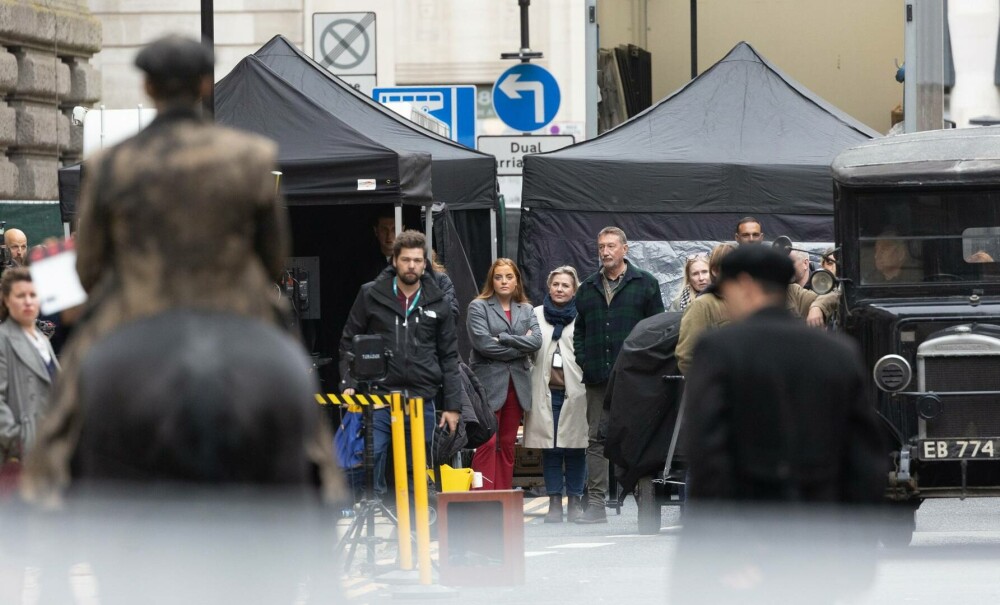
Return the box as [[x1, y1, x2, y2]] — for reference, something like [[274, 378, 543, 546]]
[[339, 75, 377, 96], [477, 135, 575, 176], [313, 12, 377, 81], [492, 64, 561, 132], [372, 86, 477, 148]]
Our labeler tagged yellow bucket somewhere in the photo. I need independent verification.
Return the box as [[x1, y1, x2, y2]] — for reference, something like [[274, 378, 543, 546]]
[[427, 464, 473, 492]]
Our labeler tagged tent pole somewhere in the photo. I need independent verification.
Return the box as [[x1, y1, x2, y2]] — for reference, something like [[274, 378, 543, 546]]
[[394, 204, 403, 235], [690, 0, 698, 79], [201, 0, 214, 119], [490, 208, 498, 262], [425, 206, 433, 259]]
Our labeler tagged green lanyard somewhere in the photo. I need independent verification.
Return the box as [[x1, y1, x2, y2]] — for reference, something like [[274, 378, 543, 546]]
[[393, 277, 422, 317]]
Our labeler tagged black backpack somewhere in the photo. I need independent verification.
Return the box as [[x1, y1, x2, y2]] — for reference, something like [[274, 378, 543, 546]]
[[459, 362, 496, 449]]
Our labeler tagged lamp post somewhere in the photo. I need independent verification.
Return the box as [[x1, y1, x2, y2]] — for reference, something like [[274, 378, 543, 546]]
[[501, 0, 543, 62]]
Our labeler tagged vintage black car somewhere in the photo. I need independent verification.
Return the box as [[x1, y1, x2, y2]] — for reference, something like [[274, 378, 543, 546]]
[[823, 127, 1000, 545]]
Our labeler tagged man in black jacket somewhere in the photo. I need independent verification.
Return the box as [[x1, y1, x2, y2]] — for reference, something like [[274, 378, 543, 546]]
[[676, 245, 885, 604], [685, 244, 884, 503], [340, 230, 462, 495]]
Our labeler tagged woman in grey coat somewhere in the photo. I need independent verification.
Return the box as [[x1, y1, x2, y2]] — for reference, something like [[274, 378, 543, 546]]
[[467, 258, 541, 490], [0, 269, 59, 473]]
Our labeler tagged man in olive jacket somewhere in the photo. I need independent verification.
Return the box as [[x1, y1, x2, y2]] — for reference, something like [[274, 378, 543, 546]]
[[573, 227, 664, 523]]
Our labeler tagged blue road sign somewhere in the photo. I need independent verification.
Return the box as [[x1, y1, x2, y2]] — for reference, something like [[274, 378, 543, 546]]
[[492, 64, 561, 132], [372, 85, 477, 148]]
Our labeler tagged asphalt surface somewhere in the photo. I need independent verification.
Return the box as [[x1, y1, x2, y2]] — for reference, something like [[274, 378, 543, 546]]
[[343, 496, 1000, 604]]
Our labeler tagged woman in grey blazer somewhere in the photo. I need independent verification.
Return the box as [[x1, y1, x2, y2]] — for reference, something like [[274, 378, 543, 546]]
[[0, 268, 59, 469], [467, 258, 541, 490]]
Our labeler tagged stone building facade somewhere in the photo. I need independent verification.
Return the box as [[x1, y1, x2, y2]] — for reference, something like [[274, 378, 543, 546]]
[[0, 0, 101, 200]]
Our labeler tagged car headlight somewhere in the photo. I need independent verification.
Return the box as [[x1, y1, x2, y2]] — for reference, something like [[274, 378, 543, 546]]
[[873, 354, 912, 392]]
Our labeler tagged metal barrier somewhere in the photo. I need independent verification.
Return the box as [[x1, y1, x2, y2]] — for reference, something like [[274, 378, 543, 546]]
[[320, 392, 433, 584]]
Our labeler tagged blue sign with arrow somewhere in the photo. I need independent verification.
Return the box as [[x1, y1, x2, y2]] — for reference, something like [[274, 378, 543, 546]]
[[492, 64, 561, 132]]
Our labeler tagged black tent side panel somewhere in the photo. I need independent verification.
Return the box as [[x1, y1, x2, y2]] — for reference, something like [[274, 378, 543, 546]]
[[437, 209, 479, 361], [58, 163, 81, 222], [523, 156, 835, 215], [449, 208, 493, 285], [518, 208, 832, 303]]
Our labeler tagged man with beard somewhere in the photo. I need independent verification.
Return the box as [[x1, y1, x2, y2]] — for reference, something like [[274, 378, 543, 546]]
[[339, 230, 462, 496], [573, 226, 664, 522], [3, 228, 28, 266]]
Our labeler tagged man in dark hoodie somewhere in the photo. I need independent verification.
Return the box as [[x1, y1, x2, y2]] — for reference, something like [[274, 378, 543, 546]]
[[339, 230, 462, 495]]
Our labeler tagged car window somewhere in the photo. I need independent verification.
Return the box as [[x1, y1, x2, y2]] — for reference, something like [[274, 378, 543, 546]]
[[857, 191, 1000, 285]]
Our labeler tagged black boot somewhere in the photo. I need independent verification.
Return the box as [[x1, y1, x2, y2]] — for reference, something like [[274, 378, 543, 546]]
[[566, 495, 585, 523], [544, 495, 564, 523]]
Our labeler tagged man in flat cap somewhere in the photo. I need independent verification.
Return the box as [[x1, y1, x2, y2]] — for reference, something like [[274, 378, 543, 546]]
[[23, 35, 343, 504], [672, 245, 886, 604], [683, 244, 885, 503]]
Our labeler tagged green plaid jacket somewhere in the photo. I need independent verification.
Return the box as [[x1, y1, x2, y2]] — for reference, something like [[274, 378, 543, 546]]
[[573, 260, 665, 384]]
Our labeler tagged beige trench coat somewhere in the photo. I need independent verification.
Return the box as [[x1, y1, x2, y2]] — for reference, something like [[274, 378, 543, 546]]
[[523, 306, 589, 449]]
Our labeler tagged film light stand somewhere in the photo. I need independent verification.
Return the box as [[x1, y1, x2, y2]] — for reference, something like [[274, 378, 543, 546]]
[[337, 336, 398, 571]]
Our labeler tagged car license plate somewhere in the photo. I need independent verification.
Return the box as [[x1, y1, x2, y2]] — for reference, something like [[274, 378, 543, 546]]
[[917, 438, 1000, 460]]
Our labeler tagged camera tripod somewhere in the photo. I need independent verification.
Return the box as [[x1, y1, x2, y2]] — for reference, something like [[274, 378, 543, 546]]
[[336, 381, 399, 572]]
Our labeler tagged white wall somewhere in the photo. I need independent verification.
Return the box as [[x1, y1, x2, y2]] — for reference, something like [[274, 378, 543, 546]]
[[947, 0, 1000, 127], [89, 0, 305, 109], [88, 0, 588, 136]]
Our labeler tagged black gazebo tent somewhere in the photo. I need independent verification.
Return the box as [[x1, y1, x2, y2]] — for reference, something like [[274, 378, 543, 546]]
[[216, 56, 437, 380], [518, 42, 880, 303], [252, 35, 499, 282], [216, 56, 432, 206]]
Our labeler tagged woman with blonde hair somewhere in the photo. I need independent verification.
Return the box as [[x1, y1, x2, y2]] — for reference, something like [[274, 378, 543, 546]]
[[0, 268, 59, 486], [467, 258, 541, 490], [524, 265, 588, 522], [669, 255, 711, 312]]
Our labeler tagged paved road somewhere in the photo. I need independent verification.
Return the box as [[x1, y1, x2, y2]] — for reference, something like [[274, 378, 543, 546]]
[[346, 496, 1000, 603]]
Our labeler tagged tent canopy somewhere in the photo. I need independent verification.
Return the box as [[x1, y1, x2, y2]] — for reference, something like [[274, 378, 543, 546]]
[[253, 36, 497, 213], [215, 55, 432, 206], [250, 36, 499, 281], [519, 42, 879, 303], [523, 42, 879, 216]]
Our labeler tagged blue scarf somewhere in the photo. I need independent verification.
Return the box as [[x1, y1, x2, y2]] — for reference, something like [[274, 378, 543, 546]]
[[543, 294, 577, 340]]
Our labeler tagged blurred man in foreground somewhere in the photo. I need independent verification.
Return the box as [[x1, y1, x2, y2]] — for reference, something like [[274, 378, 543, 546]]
[[23, 35, 341, 504], [674, 245, 886, 604]]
